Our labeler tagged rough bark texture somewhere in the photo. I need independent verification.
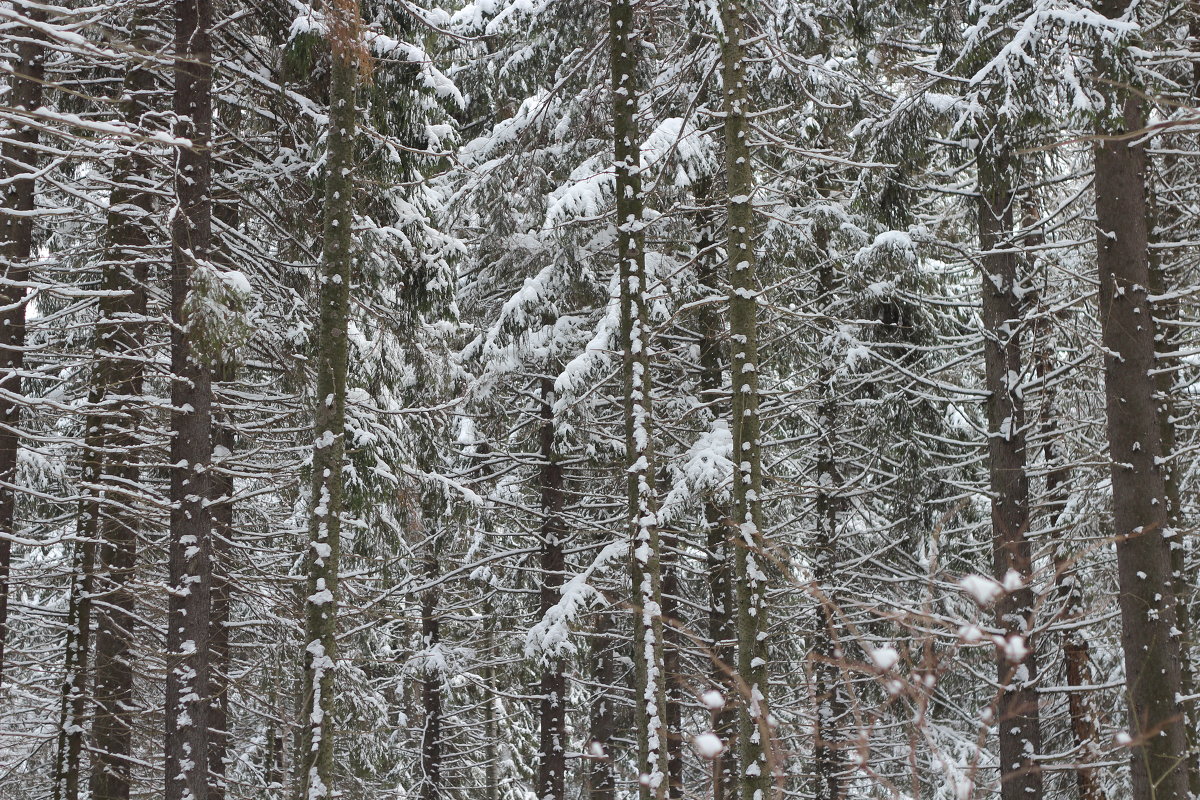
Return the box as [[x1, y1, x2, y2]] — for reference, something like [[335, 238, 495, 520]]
[[295, 4, 360, 798], [165, 1, 216, 798], [609, 1, 667, 796], [53, 417, 100, 800], [0, 5, 45, 690], [717, 3, 771, 798], [89, 27, 155, 799], [695, 177, 737, 800], [537, 375, 567, 800], [589, 609, 617, 800], [420, 555, 443, 800], [1091, 11, 1189, 795], [812, 224, 846, 800], [660, 527, 684, 800], [977, 148, 1042, 800]]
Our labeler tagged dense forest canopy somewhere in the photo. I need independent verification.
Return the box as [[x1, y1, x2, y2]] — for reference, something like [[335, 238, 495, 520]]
[[0, 1, 1197, 799]]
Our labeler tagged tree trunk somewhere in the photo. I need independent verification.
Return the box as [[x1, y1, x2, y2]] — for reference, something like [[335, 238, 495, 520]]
[[589, 609, 616, 800], [483, 599, 499, 800], [609, 0, 667, 796], [661, 527, 684, 800], [537, 375, 567, 800], [0, 4, 45, 690], [717, 3, 771, 798], [420, 555, 443, 800], [812, 224, 846, 800], [87, 24, 155, 798], [1091, 8, 1190, 794], [165, 0, 216, 798], [53, 415, 100, 800], [695, 176, 737, 800], [976, 147, 1042, 800], [295, 4, 362, 798]]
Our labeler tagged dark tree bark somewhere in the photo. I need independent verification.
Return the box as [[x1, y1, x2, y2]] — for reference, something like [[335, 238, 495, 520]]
[[87, 23, 156, 798], [1091, 7, 1190, 794], [811, 223, 846, 800], [609, 0, 667, 795], [694, 176, 737, 800], [420, 554, 443, 800], [295, 4, 362, 798], [588, 609, 616, 800], [537, 375, 567, 800], [717, 2, 771, 797], [660, 527, 684, 800], [976, 146, 1042, 800], [0, 5, 45, 690], [53, 415, 100, 800], [165, 1, 216, 798], [482, 596, 499, 800]]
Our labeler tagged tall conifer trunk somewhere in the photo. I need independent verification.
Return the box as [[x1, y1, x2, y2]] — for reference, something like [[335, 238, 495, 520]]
[[660, 526, 683, 800], [976, 145, 1042, 800], [1091, 4, 1189, 795], [296, 2, 361, 797], [420, 552, 443, 800], [88, 22, 155, 798], [811, 223, 846, 800], [609, 0, 667, 796], [0, 5, 45, 690], [53, 416, 100, 800], [694, 176, 737, 800], [166, 1, 216, 798], [589, 609, 617, 800], [717, 3, 770, 798], [537, 375, 566, 800]]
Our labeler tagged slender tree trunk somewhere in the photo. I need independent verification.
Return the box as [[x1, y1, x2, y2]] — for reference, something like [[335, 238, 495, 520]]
[[295, 4, 362, 798], [420, 554, 443, 800], [0, 5, 45, 690], [53, 415, 101, 800], [976, 147, 1042, 800], [88, 25, 155, 799], [1091, 7, 1189, 794], [811, 225, 846, 800], [264, 679, 285, 796], [537, 375, 567, 800], [717, 3, 771, 798], [166, 1, 216, 798], [483, 598, 499, 800], [589, 609, 616, 800], [695, 176, 737, 800], [609, 0, 667, 796], [661, 526, 683, 800]]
